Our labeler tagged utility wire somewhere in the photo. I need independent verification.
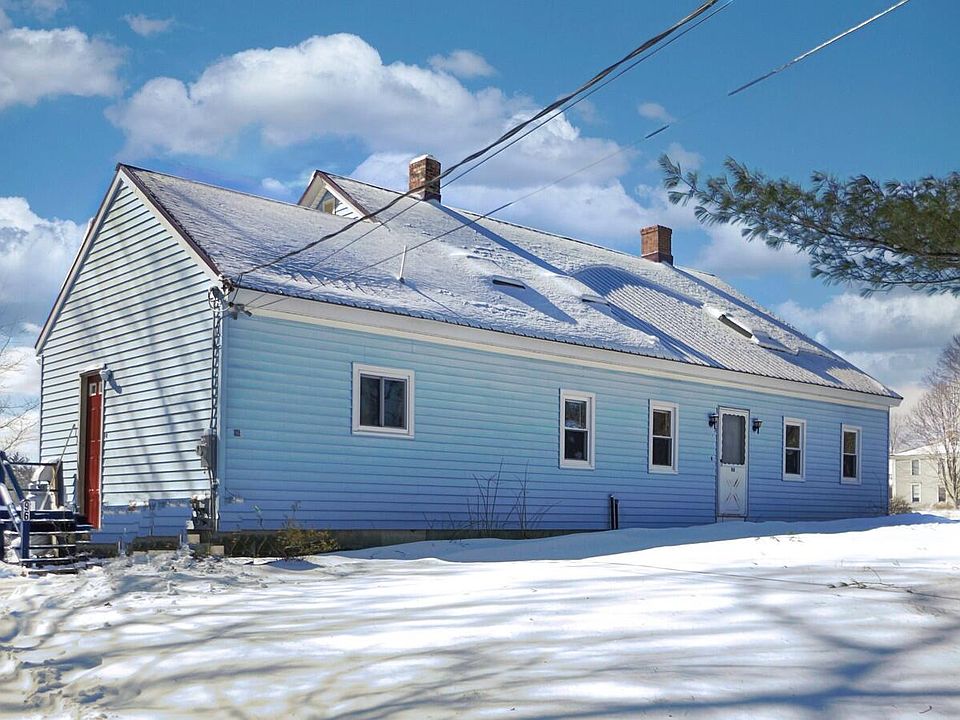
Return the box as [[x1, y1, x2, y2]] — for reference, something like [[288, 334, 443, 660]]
[[306, 0, 733, 273], [235, 0, 721, 277], [266, 0, 912, 290]]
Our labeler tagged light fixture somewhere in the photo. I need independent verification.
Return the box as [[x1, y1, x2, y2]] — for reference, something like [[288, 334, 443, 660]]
[[752, 418, 763, 433], [708, 413, 719, 428]]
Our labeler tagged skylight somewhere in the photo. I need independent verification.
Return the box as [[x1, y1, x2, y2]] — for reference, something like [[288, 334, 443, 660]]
[[704, 305, 755, 341]]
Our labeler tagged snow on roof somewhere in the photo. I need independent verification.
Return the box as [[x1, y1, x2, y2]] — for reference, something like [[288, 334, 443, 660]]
[[124, 165, 899, 399], [893, 444, 944, 457]]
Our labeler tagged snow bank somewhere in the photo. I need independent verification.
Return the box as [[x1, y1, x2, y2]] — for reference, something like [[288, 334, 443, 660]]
[[2, 516, 958, 719]]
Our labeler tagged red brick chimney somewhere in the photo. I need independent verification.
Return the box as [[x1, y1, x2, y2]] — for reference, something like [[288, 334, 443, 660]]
[[409, 154, 441, 203], [641, 225, 673, 264]]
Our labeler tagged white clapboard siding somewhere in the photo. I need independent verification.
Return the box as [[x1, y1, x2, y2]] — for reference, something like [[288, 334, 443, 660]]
[[39, 180, 213, 513]]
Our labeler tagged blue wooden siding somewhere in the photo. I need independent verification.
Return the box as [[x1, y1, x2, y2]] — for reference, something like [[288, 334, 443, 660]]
[[38, 180, 213, 529], [219, 313, 889, 532]]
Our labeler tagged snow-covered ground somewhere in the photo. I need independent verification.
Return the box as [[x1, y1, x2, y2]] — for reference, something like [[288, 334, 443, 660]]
[[2, 515, 959, 719]]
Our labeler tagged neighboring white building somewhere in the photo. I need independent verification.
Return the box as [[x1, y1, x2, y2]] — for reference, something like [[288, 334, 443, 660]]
[[890, 445, 950, 508]]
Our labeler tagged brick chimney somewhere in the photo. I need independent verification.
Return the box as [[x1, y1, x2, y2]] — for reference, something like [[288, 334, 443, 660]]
[[409, 154, 441, 203], [641, 225, 673, 264]]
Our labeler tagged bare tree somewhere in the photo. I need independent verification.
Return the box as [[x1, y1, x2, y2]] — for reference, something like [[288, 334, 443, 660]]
[[0, 329, 38, 457], [909, 335, 960, 508], [888, 413, 914, 454]]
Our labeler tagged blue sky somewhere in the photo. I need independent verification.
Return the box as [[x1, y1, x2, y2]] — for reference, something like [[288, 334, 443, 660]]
[[1, 0, 958, 423]]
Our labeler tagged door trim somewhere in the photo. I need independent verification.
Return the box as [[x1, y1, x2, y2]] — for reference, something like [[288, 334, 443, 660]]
[[716, 406, 749, 519], [77, 371, 104, 528]]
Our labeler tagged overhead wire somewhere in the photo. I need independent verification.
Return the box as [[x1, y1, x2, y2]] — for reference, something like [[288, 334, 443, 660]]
[[234, 0, 722, 277], [304, 0, 733, 273], [246, 0, 912, 294]]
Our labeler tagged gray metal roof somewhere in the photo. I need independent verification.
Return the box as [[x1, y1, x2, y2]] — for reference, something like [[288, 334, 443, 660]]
[[124, 165, 899, 400]]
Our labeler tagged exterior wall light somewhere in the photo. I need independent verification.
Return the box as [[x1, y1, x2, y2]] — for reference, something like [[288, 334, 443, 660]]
[[752, 418, 763, 433], [708, 413, 719, 428]]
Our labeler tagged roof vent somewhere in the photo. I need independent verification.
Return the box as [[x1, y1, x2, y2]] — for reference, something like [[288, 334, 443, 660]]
[[409, 154, 441, 203], [704, 305, 754, 340], [581, 293, 610, 306], [491, 275, 526, 290], [641, 225, 673, 264]]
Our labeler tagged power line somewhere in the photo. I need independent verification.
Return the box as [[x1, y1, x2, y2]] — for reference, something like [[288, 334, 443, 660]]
[[305, 0, 733, 273], [268, 0, 912, 290], [235, 0, 721, 278]]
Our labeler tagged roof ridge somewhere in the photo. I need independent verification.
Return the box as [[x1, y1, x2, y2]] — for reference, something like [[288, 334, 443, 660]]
[[119, 163, 333, 217]]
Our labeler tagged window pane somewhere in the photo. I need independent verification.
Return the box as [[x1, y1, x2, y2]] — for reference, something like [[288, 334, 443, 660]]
[[360, 375, 381, 427], [843, 454, 858, 479], [785, 424, 801, 449], [721, 414, 746, 465], [653, 409, 672, 438], [382, 379, 406, 429], [911, 485, 920, 502], [564, 429, 588, 461], [785, 448, 801, 475], [939, 486, 947, 503], [911, 460, 920, 475], [652, 436, 672, 467], [565, 400, 587, 430], [843, 430, 857, 454]]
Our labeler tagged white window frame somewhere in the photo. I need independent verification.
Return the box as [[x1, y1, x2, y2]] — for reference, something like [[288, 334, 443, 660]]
[[911, 483, 921, 503], [352, 363, 415, 438], [559, 389, 595, 470], [911, 459, 920, 476], [840, 424, 861, 485], [648, 400, 679, 474], [782, 417, 806, 482]]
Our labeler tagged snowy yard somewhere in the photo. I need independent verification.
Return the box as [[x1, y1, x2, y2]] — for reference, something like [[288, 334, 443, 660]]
[[2, 516, 959, 719]]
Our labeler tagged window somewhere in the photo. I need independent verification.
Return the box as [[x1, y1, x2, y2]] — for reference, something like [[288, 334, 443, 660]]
[[911, 459, 920, 476], [939, 486, 947, 503], [648, 401, 678, 473], [841, 425, 861, 484], [783, 418, 806, 481], [911, 484, 921, 503], [560, 390, 595, 469], [352, 364, 414, 437]]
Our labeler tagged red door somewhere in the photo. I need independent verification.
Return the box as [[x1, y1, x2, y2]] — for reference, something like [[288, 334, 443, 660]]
[[83, 375, 103, 527]]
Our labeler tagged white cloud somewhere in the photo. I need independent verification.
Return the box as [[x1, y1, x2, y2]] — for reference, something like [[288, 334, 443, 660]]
[[776, 292, 960, 394], [0, 196, 85, 327], [693, 222, 810, 279], [637, 101, 673, 123], [106, 33, 627, 189], [124, 14, 174, 37], [3, 0, 65, 20], [428, 49, 495, 78], [0, 21, 124, 109], [662, 142, 702, 171]]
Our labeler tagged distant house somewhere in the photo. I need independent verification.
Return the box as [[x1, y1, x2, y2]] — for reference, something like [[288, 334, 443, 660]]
[[890, 445, 950, 508], [34, 156, 901, 544]]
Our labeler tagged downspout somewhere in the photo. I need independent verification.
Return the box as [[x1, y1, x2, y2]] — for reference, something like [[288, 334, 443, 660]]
[[205, 282, 228, 532]]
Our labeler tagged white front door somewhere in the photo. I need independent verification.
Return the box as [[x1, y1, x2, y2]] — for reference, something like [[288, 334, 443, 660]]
[[717, 408, 749, 518]]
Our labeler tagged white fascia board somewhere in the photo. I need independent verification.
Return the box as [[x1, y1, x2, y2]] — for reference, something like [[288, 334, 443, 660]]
[[35, 173, 124, 354], [233, 289, 902, 411], [117, 169, 222, 284], [36, 170, 222, 355]]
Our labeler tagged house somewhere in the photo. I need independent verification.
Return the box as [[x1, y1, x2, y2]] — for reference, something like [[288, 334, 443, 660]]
[[890, 444, 950, 508], [34, 156, 902, 545]]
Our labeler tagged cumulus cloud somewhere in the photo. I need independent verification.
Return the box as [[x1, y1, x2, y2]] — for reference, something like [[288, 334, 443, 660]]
[[428, 49, 495, 78], [661, 141, 702, 171], [124, 14, 173, 37], [0, 197, 85, 326], [777, 292, 960, 394], [0, 20, 124, 109], [106, 33, 627, 188], [637, 101, 673, 123], [694, 223, 810, 279]]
